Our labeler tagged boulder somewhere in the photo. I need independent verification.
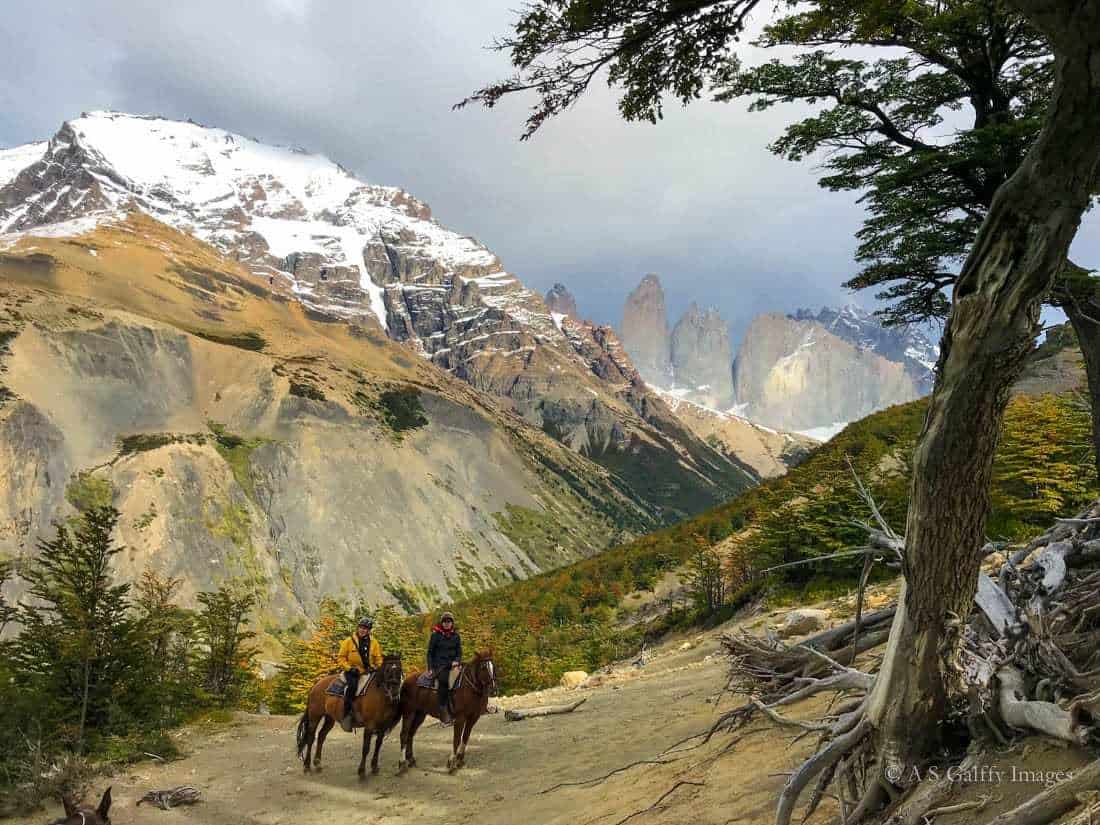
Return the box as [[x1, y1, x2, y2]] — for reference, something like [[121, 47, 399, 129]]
[[778, 608, 830, 638], [678, 641, 694, 652], [559, 670, 589, 689]]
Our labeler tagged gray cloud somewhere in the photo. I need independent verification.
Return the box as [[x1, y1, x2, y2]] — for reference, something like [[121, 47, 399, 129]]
[[2, 1, 1095, 343]]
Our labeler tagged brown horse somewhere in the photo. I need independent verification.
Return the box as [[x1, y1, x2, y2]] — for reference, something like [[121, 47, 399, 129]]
[[295, 654, 403, 778], [48, 788, 111, 825], [397, 649, 497, 773]]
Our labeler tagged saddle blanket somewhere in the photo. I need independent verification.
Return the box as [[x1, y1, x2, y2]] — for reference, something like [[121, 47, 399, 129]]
[[325, 671, 375, 698], [416, 666, 461, 690]]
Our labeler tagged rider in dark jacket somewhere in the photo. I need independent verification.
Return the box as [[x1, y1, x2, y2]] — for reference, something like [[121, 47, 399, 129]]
[[427, 611, 462, 721]]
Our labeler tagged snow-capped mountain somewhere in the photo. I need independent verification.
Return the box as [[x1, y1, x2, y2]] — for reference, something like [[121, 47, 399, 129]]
[[0, 111, 761, 519], [0, 111, 501, 329], [791, 305, 939, 392]]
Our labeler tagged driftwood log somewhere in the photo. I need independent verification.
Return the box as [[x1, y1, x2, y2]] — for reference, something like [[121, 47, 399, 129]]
[[504, 697, 587, 721]]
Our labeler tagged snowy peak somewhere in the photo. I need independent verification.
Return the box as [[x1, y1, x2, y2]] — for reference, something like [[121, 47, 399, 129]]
[[0, 111, 503, 327], [791, 304, 939, 390]]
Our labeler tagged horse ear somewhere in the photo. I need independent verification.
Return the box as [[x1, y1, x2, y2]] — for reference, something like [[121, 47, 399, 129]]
[[62, 794, 79, 817], [97, 787, 112, 818]]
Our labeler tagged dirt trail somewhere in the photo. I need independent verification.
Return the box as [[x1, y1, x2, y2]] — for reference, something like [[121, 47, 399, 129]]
[[17, 602, 1091, 825], [13, 628, 809, 825]]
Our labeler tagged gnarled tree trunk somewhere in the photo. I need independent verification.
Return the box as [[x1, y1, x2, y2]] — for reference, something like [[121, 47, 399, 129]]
[[1062, 295, 1100, 477], [856, 1, 1100, 805]]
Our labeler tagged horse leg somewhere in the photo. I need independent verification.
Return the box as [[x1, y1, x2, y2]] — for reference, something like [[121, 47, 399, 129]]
[[447, 715, 463, 773], [397, 711, 413, 774], [313, 715, 335, 771], [457, 715, 476, 768], [358, 729, 371, 779], [301, 712, 316, 773], [371, 729, 385, 775], [402, 709, 427, 771]]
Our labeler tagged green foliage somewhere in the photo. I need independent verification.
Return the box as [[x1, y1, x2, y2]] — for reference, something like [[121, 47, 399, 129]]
[[705, 0, 1070, 325], [990, 394, 1094, 535], [492, 504, 572, 568], [376, 386, 429, 432], [0, 509, 261, 812], [195, 587, 258, 707], [288, 380, 326, 401], [394, 390, 1094, 695], [116, 432, 203, 456], [206, 421, 267, 502], [64, 471, 114, 512], [8, 507, 146, 752], [683, 536, 726, 614]]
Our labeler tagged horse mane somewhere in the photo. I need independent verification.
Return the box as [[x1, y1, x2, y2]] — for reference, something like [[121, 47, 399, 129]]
[[473, 648, 494, 661]]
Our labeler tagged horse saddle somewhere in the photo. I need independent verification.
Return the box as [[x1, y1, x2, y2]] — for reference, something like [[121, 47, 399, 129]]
[[416, 666, 461, 690], [326, 670, 375, 698]]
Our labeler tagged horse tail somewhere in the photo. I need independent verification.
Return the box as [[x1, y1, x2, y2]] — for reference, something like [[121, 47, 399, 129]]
[[295, 711, 313, 761]]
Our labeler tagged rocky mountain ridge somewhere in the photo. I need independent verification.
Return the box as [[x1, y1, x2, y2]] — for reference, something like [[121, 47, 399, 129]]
[[0, 112, 764, 521], [0, 213, 658, 627], [614, 274, 936, 433]]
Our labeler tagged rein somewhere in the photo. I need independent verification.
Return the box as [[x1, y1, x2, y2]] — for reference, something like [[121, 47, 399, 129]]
[[456, 659, 495, 697]]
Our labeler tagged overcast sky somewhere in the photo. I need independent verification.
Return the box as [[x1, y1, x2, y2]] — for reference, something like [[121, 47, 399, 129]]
[[1, 1, 1093, 344]]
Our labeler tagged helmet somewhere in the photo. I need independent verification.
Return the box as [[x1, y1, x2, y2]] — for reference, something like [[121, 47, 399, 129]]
[[357, 616, 374, 629], [440, 611, 455, 623]]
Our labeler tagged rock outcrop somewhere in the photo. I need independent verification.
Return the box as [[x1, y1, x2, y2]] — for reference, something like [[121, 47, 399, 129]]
[[544, 283, 578, 319], [733, 313, 922, 433], [670, 303, 734, 409], [620, 274, 672, 386], [792, 305, 938, 393]]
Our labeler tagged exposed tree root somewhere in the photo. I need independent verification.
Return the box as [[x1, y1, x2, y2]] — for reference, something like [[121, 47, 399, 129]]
[[722, 500, 1100, 825], [608, 780, 706, 825], [538, 758, 675, 794]]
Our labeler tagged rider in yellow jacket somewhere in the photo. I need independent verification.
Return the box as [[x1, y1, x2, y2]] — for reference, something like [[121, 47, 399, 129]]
[[338, 617, 383, 717]]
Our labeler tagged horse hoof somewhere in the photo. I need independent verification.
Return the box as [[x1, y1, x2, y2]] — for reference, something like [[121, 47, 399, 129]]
[[313, 764, 322, 773], [409, 758, 417, 768], [372, 765, 380, 775], [303, 765, 311, 774], [397, 761, 408, 775]]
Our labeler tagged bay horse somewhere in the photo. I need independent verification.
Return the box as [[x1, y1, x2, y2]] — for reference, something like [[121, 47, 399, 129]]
[[48, 788, 111, 825], [295, 654, 403, 778], [397, 649, 497, 774]]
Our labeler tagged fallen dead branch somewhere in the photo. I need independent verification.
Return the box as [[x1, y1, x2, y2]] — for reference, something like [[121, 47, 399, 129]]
[[136, 786, 201, 809], [504, 697, 587, 721]]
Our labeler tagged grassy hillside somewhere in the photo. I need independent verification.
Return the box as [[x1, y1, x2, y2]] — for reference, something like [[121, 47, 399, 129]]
[[274, 382, 1095, 702]]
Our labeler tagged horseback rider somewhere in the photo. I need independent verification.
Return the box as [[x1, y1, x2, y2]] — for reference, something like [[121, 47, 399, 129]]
[[337, 616, 383, 719], [427, 611, 462, 722]]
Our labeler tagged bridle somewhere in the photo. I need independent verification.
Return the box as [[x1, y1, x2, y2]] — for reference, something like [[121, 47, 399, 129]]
[[459, 656, 496, 697], [380, 657, 403, 703]]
